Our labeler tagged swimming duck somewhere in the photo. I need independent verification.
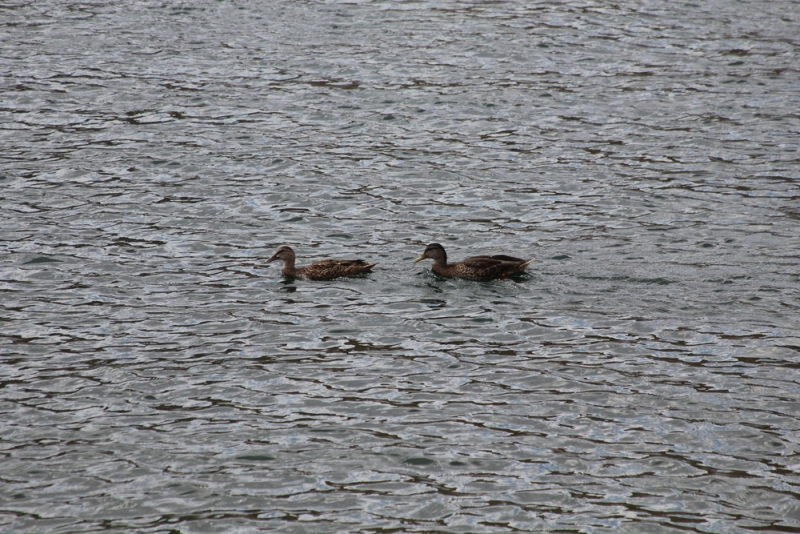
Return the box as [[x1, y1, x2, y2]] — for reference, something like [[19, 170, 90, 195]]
[[266, 246, 377, 280], [413, 243, 533, 280]]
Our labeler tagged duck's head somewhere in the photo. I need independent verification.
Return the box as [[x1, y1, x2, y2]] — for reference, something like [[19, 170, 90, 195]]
[[266, 245, 296, 265], [413, 243, 447, 264]]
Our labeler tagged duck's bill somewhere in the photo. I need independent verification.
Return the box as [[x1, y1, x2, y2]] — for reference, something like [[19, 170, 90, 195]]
[[412, 254, 426, 263]]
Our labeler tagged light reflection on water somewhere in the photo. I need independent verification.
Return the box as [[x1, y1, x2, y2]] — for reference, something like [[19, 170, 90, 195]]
[[2, 0, 799, 532]]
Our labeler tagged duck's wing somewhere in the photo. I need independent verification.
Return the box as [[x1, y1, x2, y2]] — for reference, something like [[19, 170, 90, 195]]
[[303, 258, 377, 280], [490, 254, 528, 263], [305, 259, 369, 267], [460, 254, 533, 279], [452, 256, 505, 279], [461, 255, 506, 269], [492, 255, 534, 270]]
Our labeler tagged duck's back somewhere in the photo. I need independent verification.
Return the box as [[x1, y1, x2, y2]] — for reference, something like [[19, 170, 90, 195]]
[[298, 259, 376, 280], [435, 255, 532, 280]]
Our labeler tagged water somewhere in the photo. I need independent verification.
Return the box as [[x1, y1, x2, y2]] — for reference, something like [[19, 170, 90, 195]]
[[2, 1, 799, 532]]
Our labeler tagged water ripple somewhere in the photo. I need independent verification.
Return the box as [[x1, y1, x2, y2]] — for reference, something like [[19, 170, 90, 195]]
[[2, 0, 800, 532]]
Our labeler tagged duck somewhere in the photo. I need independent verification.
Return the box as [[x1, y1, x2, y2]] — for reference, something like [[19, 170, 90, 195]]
[[266, 246, 377, 280], [413, 243, 533, 280]]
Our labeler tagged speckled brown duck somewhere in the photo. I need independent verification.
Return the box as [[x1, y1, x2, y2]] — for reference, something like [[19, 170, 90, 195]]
[[266, 246, 377, 280], [413, 243, 533, 281]]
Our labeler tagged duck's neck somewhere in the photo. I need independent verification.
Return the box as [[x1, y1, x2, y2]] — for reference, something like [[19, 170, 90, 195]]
[[433, 252, 448, 267], [281, 257, 297, 275]]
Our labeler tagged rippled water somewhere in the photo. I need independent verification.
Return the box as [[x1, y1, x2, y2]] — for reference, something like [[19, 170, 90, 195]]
[[2, 1, 799, 532]]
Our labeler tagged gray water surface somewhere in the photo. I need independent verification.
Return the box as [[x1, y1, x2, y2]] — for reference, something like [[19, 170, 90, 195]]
[[2, 1, 799, 533]]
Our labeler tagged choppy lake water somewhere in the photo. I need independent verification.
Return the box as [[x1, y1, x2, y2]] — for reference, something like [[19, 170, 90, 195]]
[[2, 1, 799, 532]]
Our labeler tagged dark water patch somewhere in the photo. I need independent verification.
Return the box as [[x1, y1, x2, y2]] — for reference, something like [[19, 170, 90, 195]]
[[236, 455, 276, 463], [23, 256, 62, 264]]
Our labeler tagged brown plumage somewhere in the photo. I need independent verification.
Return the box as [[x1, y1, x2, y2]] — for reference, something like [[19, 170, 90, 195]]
[[266, 246, 377, 280], [413, 243, 533, 281]]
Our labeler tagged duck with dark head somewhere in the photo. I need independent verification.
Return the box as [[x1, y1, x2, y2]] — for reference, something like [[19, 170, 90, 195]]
[[413, 243, 533, 281], [267, 246, 377, 280]]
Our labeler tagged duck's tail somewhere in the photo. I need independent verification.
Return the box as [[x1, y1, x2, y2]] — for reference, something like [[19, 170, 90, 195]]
[[519, 258, 534, 271]]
